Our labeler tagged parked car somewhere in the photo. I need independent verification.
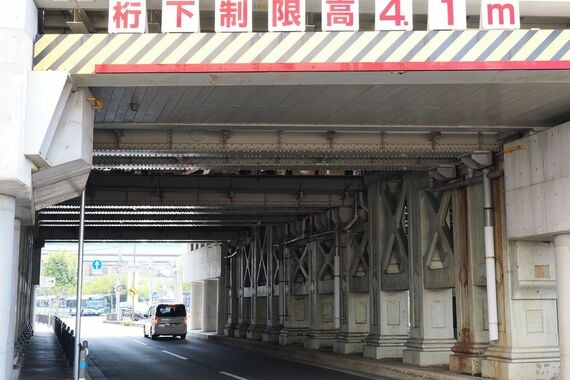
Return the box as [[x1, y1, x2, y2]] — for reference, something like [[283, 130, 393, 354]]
[[143, 304, 187, 340]]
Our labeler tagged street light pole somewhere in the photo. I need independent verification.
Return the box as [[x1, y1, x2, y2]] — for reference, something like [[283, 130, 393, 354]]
[[73, 190, 86, 380]]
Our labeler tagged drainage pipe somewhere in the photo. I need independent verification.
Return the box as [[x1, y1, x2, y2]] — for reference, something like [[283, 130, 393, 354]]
[[482, 169, 499, 341]]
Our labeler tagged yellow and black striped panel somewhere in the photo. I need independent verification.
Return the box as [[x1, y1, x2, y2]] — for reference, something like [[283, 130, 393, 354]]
[[34, 29, 570, 74]]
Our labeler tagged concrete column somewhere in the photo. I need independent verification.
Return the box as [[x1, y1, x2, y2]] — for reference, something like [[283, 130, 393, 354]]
[[554, 235, 570, 379], [0, 195, 16, 380], [305, 239, 336, 350], [9, 219, 21, 356], [279, 245, 310, 345], [217, 278, 225, 335], [247, 228, 267, 340], [364, 181, 410, 359], [403, 175, 455, 366], [449, 185, 489, 375], [233, 251, 250, 338], [481, 174, 560, 380], [189, 281, 203, 330], [335, 228, 371, 354], [224, 254, 238, 336], [262, 230, 281, 342], [202, 280, 217, 332]]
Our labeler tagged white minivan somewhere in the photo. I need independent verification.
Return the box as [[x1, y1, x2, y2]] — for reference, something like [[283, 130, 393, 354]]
[[143, 304, 187, 340]]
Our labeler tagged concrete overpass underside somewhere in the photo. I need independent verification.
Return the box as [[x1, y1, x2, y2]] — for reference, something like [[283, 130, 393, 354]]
[[1, 1, 570, 379]]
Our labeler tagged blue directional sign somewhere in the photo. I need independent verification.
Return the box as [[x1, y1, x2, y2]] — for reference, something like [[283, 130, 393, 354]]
[[92, 260, 102, 270]]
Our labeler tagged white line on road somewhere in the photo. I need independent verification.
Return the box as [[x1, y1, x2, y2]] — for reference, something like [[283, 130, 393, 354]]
[[161, 350, 188, 360], [219, 371, 248, 380], [132, 340, 148, 346]]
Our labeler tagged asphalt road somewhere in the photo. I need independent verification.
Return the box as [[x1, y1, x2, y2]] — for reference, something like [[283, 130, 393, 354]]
[[78, 317, 387, 380]]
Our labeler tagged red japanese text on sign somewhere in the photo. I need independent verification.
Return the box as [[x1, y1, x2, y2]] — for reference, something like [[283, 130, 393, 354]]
[[427, 0, 467, 31], [322, 0, 359, 31], [162, 0, 200, 32], [480, 0, 520, 30], [216, 0, 252, 32], [269, 0, 305, 32], [168, 1, 194, 27], [109, 1, 146, 33]]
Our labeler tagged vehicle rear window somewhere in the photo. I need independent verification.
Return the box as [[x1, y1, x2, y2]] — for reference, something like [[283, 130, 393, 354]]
[[156, 304, 186, 317]]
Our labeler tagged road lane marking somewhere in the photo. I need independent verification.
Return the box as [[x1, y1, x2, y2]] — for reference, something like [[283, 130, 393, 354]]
[[132, 340, 148, 346], [219, 371, 248, 380], [161, 350, 188, 360]]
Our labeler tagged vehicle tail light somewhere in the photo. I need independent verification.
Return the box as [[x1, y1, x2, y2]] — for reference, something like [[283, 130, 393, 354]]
[[154, 317, 159, 326], [184, 316, 188, 324]]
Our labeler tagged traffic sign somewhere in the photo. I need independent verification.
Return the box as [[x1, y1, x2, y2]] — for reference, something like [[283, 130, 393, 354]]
[[128, 288, 137, 297], [39, 276, 55, 288], [115, 284, 124, 293], [92, 260, 102, 270]]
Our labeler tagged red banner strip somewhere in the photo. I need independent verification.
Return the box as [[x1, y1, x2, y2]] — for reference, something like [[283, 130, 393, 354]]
[[95, 61, 570, 74]]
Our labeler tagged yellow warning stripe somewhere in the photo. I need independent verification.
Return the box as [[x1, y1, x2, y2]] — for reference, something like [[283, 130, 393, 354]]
[[33, 29, 570, 75], [34, 34, 82, 71]]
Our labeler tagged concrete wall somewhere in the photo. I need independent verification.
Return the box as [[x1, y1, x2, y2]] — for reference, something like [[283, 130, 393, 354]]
[[183, 244, 222, 282], [0, 0, 37, 220], [505, 122, 570, 240]]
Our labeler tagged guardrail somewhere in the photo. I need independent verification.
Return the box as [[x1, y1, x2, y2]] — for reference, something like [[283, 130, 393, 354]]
[[36, 313, 55, 325], [52, 316, 89, 378], [53, 316, 75, 365]]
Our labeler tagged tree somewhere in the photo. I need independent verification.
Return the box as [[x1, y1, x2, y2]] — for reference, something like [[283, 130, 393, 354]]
[[43, 252, 77, 296], [83, 275, 116, 295]]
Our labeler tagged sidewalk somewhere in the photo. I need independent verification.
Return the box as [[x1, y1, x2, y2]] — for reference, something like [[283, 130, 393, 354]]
[[187, 331, 479, 380], [19, 324, 73, 380]]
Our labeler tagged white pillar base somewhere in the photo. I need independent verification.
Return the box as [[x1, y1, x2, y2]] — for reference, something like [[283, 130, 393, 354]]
[[403, 338, 456, 366], [304, 329, 337, 350], [334, 332, 369, 354], [262, 324, 281, 343], [449, 343, 488, 375], [363, 334, 408, 359], [278, 327, 307, 345], [481, 345, 561, 380]]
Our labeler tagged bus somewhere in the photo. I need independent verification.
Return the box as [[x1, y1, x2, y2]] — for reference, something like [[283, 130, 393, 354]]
[[58, 295, 110, 316]]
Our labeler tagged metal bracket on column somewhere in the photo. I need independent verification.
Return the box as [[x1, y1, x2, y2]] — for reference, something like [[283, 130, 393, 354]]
[[460, 152, 492, 170], [290, 244, 310, 295], [349, 223, 369, 293], [428, 164, 457, 183], [423, 189, 455, 289], [380, 179, 410, 291], [316, 238, 335, 294]]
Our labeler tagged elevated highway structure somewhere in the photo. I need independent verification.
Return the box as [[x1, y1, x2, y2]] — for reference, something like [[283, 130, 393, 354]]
[[1, 0, 569, 379]]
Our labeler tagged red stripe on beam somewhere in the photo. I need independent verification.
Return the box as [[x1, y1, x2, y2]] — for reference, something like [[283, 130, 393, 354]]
[[95, 61, 570, 73]]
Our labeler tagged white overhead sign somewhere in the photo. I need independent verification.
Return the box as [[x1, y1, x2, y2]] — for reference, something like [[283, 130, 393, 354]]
[[161, 0, 200, 33], [375, 0, 414, 31], [215, 0, 253, 32], [107, 0, 521, 33], [428, 0, 467, 31], [108, 0, 147, 33], [322, 0, 359, 32], [268, 0, 306, 32], [480, 0, 520, 30]]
